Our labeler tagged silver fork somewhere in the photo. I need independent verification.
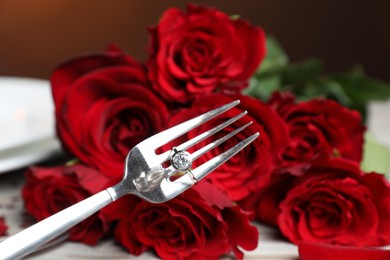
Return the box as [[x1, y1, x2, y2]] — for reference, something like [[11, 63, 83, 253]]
[[0, 100, 259, 260]]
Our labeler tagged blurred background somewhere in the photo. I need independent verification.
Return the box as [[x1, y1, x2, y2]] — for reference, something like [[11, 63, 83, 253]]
[[0, 0, 389, 81]]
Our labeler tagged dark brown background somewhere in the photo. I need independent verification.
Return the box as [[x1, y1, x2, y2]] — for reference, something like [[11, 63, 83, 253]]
[[0, 0, 389, 81]]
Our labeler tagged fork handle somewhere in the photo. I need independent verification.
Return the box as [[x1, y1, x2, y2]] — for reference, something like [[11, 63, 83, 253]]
[[0, 189, 113, 260]]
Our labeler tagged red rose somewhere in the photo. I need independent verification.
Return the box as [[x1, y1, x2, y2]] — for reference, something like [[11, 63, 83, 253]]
[[147, 4, 266, 103], [250, 172, 294, 225], [270, 93, 365, 175], [267, 91, 295, 117], [0, 217, 7, 236], [22, 164, 113, 245], [51, 45, 170, 181], [277, 158, 390, 246], [299, 242, 390, 260], [114, 181, 258, 259], [163, 94, 289, 203]]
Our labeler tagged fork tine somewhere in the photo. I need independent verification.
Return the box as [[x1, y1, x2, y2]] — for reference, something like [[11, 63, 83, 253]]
[[161, 132, 259, 201], [190, 132, 259, 181], [142, 100, 240, 148], [165, 121, 253, 178], [190, 121, 253, 161], [158, 111, 247, 162]]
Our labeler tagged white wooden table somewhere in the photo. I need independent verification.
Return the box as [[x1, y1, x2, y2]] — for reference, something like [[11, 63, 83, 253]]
[[1, 100, 389, 259]]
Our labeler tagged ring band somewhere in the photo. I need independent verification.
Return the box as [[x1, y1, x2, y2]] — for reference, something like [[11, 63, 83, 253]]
[[186, 169, 198, 183]]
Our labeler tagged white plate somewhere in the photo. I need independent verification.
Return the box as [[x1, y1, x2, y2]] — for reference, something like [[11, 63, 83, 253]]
[[368, 100, 390, 148], [0, 77, 61, 173]]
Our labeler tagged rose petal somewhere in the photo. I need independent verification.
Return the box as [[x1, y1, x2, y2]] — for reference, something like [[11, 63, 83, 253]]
[[299, 242, 390, 260]]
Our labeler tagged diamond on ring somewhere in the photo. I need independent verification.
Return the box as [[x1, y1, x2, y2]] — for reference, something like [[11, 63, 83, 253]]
[[171, 147, 192, 171]]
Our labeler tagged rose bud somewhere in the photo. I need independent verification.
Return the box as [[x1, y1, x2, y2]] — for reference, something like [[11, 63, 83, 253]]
[[51, 46, 170, 181], [147, 4, 266, 103], [277, 158, 390, 246], [114, 181, 258, 259], [269, 92, 365, 176], [22, 164, 113, 245]]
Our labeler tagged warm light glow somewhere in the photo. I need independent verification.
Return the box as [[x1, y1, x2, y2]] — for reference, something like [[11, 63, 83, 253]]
[[13, 107, 27, 121]]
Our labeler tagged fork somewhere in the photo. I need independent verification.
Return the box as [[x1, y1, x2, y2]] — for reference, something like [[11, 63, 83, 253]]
[[0, 100, 259, 259]]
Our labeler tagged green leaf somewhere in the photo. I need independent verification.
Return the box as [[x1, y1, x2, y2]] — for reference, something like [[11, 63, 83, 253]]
[[332, 67, 390, 105], [280, 58, 323, 84], [256, 37, 289, 76], [230, 14, 241, 20], [65, 158, 79, 167], [244, 76, 282, 100], [251, 36, 390, 121], [294, 77, 352, 104], [361, 132, 390, 178]]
